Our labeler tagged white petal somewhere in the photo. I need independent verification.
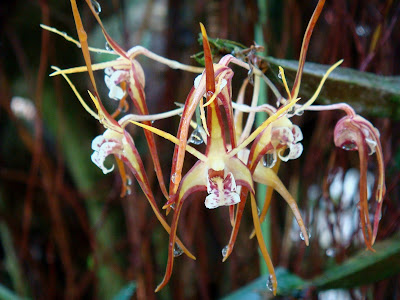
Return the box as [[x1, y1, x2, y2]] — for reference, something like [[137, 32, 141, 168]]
[[205, 193, 219, 209], [278, 143, 303, 161], [110, 70, 125, 85], [104, 67, 113, 76], [104, 75, 113, 89], [108, 85, 125, 101], [219, 79, 227, 90], [91, 151, 115, 174], [292, 125, 303, 142], [91, 138, 122, 174], [224, 172, 237, 192], [194, 74, 203, 89], [91, 135, 105, 151], [365, 137, 377, 155]]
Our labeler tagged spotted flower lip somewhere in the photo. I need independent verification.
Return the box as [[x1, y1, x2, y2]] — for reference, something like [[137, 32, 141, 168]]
[[104, 68, 129, 100], [205, 172, 241, 209], [272, 123, 303, 162]]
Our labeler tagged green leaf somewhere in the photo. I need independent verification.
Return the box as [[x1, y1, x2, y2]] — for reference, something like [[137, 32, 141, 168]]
[[221, 267, 309, 299], [264, 56, 400, 119], [222, 234, 400, 299], [112, 281, 136, 300], [0, 284, 27, 300], [312, 233, 400, 290]]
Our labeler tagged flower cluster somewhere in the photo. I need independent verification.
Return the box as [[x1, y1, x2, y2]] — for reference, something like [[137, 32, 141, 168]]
[[48, 0, 386, 295]]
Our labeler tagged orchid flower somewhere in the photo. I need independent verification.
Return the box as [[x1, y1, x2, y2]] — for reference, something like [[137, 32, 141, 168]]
[[49, 0, 386, 296], [334, 112, 385, 248], [130, 22, 311, 294], [52, 0, 196, 261], [47, 0, 203, 200]]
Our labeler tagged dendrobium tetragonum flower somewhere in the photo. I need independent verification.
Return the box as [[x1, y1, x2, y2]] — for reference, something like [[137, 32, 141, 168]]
[[131, 24, 310, 294], [49, 0, 386, 295], [48, 0, 203, 199], [52, 0, 196, 261], [332, 105, 385, 249]]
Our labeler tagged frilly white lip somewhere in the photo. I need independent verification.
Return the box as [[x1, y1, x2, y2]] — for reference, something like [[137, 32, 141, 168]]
[[205, 172, 241, 209], [267, 124, 304, 165], [91, 131, 125, 174], [104, 69, 128, 100]]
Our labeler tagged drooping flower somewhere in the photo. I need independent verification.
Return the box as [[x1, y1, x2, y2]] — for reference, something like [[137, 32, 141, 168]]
[[49, 0, 203, 199], [54, 0, 195, 260], [334, 112, 386, 248]]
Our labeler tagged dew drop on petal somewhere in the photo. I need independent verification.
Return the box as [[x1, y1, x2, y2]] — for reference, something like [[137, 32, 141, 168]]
[[173, 243, 183, 257], [300, 229, 311, 241], [295, 109, 304, 116], [341, 142, 357, 151], [188, 128, 204, 145], [278, 70, 282, 79], [257, 206, 261, 216], [171, 173, 176, 184], [90, 0, 101, 14], [126, 176, 132, 186], [221, 245, 228, 258], [126, 187, 132, 195], [266, 275, 274, 291], [170, 203, 176, 210], [105, 41, 112, 51], [263, 153, 275, 168]]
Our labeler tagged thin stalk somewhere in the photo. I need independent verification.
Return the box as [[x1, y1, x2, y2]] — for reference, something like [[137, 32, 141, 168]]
[[255, 0, 270, 276]]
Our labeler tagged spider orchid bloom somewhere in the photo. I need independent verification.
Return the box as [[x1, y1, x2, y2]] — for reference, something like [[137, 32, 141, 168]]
[[48, 0, 202, 199], [334, 110, 386, 249], [131, 24, 300, 294], [53, 0, 196, 260], [223, 0, 342, 266]]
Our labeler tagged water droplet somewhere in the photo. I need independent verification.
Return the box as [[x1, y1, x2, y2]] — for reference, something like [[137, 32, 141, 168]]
[[170, 203, 176, 210], [326, 248, 336, 257], [126, 176, 132, 186], [295, 109, 304, 116], [263, 153, 275, 168], [173, 243, 183, 257], [266, 275, 274, 291], [221, 245, 228, 257], [90, 0, 101, 14], [105, 41, 112, 51], [300, 229, 311, 241], [171, 173, 176, 184], [278, 70, 282, 79], [126, 187, 132, 195], [188, 127, 204, 145], [356, 25, 370, 37], [341, 142, 357, 151], [257, 207, 261, 216]]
